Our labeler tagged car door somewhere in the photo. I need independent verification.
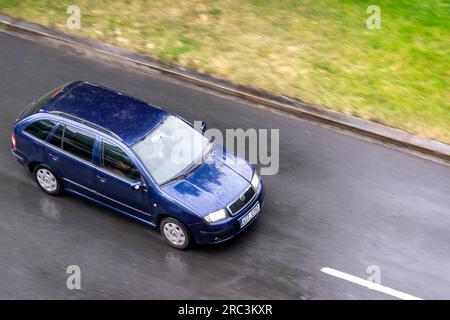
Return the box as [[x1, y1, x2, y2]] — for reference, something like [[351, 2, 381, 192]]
[[94, 138, 152, 222], [47, 123, 97, 198]]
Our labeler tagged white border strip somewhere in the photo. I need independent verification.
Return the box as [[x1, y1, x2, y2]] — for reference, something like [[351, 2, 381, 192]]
[[321, 267, 423, 300]]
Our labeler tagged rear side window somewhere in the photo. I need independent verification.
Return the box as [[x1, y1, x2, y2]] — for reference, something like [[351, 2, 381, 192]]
[[62, 125, 95, 162], [101, 141, 141, 181], [49, 124, 64, 148], [23, 120, 56, 141]]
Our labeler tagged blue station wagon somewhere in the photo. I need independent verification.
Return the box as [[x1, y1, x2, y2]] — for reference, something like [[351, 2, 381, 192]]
[[11, 81, 265, 249]]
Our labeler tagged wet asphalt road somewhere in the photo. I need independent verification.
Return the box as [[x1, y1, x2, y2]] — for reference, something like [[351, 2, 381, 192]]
[[0, 30, 449, 299]]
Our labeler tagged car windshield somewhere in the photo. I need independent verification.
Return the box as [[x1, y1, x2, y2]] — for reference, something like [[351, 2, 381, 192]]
[[132, 115, 212, 185]]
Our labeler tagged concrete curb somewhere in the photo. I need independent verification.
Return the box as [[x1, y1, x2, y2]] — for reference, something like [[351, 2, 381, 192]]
[[1, 13, 449, 162]]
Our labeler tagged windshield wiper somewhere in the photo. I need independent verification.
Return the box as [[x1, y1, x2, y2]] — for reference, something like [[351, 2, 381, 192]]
[[160, 142, 214, 186], [160, 171, 190, 186], [160, 161, 199, 186]]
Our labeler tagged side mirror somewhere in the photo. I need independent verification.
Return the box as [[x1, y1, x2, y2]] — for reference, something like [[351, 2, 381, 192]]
[[130, 181, 146, 190]]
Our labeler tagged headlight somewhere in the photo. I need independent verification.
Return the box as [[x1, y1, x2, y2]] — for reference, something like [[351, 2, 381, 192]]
[[204, 209, 227, 223], [251, 171, 260, 190]]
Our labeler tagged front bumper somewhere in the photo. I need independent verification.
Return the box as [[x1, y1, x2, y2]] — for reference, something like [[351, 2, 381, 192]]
[[188, 181, 265, 244]]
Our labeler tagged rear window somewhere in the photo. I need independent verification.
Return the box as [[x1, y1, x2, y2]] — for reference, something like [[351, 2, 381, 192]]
[[18, 85, 65, 121], [23, 120, 56, 141]]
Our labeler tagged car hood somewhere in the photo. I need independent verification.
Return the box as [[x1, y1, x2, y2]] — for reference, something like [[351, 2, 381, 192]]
[[161, 145, 254, 216]]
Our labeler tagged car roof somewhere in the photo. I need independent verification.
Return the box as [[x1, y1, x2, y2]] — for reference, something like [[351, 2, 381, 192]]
[[40, 81, 168, 145]]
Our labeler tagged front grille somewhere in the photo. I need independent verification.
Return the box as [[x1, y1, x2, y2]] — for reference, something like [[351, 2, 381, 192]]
[[228, 185, 255, 216]]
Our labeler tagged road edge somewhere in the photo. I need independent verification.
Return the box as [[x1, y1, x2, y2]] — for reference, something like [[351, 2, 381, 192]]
[[1, 13, 449, 162]]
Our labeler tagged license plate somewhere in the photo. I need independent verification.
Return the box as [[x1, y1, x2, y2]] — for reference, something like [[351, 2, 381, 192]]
[[239, 202, 260, 228]]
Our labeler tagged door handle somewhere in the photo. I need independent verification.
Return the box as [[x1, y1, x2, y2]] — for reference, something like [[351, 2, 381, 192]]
[[96, 175, 107, 183], [49, 153, 59, 161]]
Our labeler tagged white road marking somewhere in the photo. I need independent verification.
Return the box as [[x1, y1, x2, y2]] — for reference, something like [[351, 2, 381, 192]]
[[320, 267, 423, 300]]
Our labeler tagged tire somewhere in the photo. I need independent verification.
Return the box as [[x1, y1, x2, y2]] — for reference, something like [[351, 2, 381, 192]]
[[160, 217, 191, 250], [34, 165, 62, 196]]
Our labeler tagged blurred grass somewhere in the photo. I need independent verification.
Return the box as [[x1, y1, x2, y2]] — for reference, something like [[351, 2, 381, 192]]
[[1, 0, 449, 143]]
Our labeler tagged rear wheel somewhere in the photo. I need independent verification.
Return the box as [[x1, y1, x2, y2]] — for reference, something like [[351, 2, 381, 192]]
[[160, 217, 191, 250], [34, 165, 62, 196]]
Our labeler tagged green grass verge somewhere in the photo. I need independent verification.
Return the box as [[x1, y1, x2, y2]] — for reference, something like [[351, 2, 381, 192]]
[[1, 0, 449, 143]]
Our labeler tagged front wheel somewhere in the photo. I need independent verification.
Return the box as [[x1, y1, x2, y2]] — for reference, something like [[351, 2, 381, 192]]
[[160, 217, 191, 250], [34, 165, 62, 196]]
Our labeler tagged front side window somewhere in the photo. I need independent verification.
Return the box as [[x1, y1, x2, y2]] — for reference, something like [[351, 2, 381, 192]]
[[62, 125, 95, 162], [23, 119, 56, 141], [101, 140, 141, 181]]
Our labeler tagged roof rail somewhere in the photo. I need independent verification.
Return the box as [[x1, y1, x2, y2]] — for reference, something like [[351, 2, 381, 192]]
[[49, 111, 123, 141]]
